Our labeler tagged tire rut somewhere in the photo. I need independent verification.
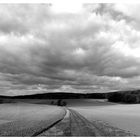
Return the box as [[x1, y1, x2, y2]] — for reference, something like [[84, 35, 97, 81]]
[[69, 109, 104, 136], [37, 108, 136, 137]]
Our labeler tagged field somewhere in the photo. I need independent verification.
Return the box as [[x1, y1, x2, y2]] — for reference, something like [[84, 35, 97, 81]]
[[67, 99, 140, 136], [0, 99, 140, 136], [0, 103, 65, 136]]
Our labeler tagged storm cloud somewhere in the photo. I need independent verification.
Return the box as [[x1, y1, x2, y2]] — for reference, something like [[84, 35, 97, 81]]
[[0, 3, 140, 95]]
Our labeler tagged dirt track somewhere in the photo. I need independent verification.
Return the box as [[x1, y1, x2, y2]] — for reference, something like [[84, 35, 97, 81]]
[[38, 108, 100, 136], [38, 108, 136, 137], [69, 109, 102, 136]]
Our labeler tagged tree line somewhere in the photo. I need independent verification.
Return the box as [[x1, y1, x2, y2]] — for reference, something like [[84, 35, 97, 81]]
[[106, 91, 140, 103]]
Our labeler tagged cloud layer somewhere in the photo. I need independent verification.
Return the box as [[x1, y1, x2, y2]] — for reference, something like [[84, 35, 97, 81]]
[[0, 3, 140, 95]]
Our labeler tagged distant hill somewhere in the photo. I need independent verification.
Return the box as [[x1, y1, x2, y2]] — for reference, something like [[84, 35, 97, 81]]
[[0, 89, 140, 101], [0, 92, 105, 99]]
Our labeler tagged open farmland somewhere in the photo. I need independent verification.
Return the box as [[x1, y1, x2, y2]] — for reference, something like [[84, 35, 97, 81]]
[[0, 99, 139, 136], [67, 99, 140, 136], [0, 103, 66, 136]]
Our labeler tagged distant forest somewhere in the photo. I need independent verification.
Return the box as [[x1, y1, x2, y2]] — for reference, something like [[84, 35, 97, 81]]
[[1, 90, 140, 104], [107, 90, 140, 104], [0, 92, 105, 100]]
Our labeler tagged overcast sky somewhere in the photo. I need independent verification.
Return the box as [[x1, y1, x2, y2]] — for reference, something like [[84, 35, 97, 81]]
[[0, 3, 140, 95]]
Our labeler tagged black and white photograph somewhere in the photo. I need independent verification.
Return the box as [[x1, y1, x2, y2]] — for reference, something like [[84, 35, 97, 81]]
[[0, 0, 140, 137]]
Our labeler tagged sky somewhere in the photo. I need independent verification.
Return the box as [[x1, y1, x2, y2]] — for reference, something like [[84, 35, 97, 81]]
[[0, 3, 140, 95]]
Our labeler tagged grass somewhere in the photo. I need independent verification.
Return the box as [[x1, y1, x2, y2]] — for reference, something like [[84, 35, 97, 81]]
[[67, 99, 140, 136], [0, 103, 65, 136]]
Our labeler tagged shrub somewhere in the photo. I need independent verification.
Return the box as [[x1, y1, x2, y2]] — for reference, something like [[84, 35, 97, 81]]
[[57, 99, 62, 106], [62, 101, 67, 106], [56, 99, 67, 106], [50, 101, 54, 105]]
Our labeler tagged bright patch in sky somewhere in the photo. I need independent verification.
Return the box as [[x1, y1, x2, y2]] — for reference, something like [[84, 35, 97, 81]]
[[74, 48, 85, 55], [113, 41, 140, 58], [51, 2, 83, 13]]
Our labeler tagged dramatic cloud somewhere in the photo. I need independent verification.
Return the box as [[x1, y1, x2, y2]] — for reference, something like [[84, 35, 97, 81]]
[[0, 3, 140, 95]]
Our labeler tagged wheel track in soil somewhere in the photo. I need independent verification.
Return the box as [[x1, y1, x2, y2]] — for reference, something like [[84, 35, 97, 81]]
[[37, 108, 106, 136], [68, 109, 105, 136], [37, 108, 136, 137]]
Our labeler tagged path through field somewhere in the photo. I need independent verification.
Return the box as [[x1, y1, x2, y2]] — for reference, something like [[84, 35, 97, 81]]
[[38, 108, 135, 137], [0, 102, 138, 136]]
